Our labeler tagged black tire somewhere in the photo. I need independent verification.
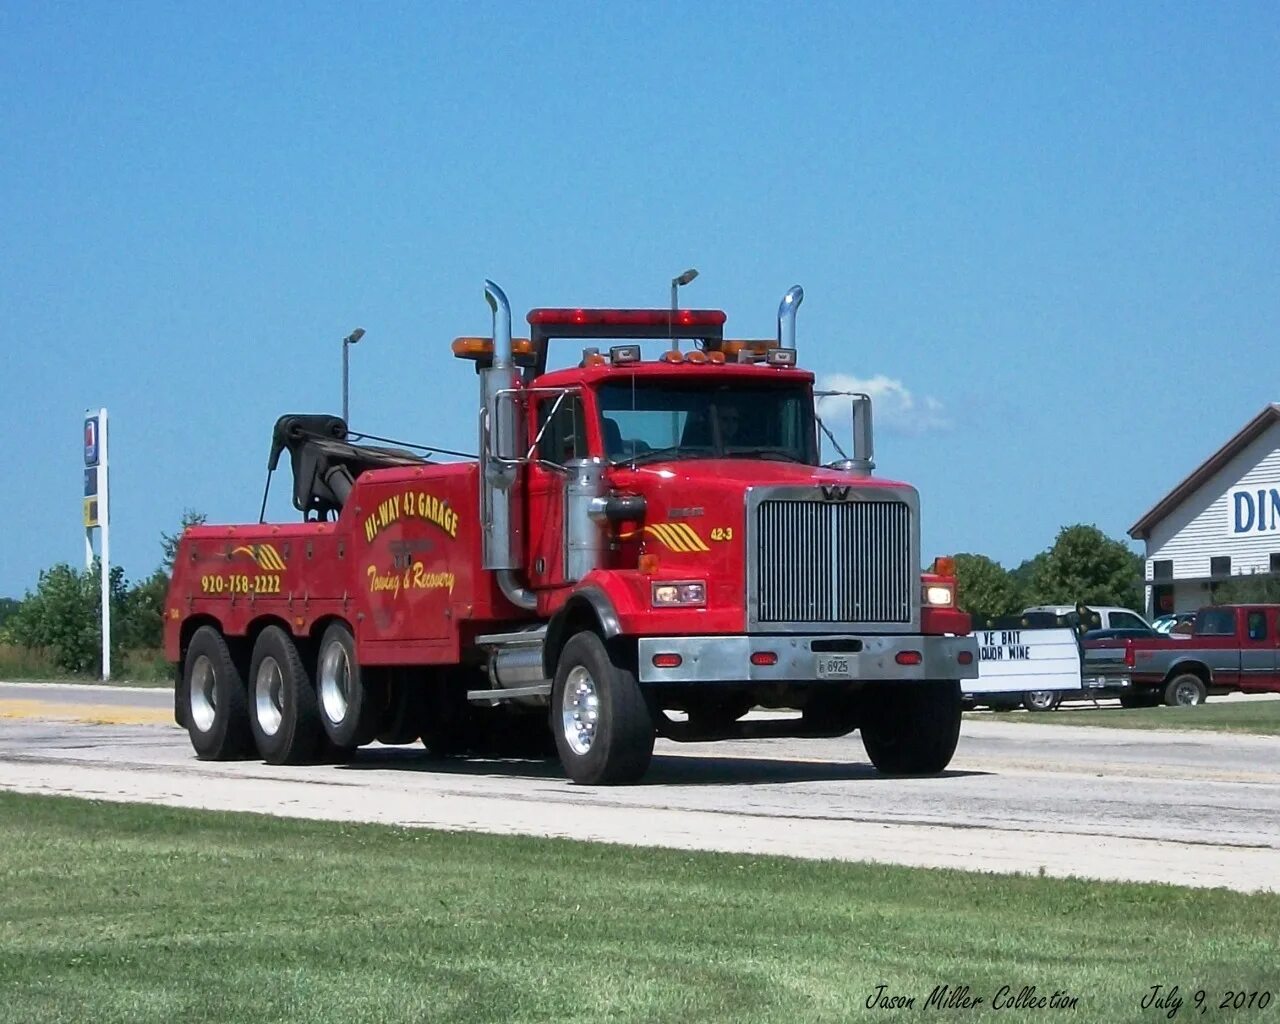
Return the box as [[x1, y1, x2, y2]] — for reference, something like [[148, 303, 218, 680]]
[[1022, 689, 1062, 713], [315, 622, 382, 749], [551, 632, 654, 785], [801, 690, 861, 735], [1120, 691, 1159, 709], [182, 626, 253, 760], [418, 669, 473, 756], [248, 626, 323, 765], [473, 709, 558, 759], [377, 671, 424, 745], [860, 680, 962, 775], [687, 694, 756, 736], [1164, 674, 1207, 707]]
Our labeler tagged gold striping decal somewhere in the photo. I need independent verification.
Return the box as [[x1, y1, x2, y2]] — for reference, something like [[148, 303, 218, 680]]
[[231, 543, 286, 571], [619, 522, 711, 554]]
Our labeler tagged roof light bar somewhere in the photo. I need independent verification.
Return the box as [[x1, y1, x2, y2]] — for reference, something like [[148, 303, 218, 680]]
[[452, 337, 534, 362], [721, 339, 778, 362], [527, 308, 727, 328], [765, 348, 797, 367]]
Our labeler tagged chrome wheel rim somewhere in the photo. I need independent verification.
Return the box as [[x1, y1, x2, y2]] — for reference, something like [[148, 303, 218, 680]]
[[562, 666, 600, 756], [1027, 690, 1055, 710], [318, 643, 351, 726], [1174, 681, 1201, 706], [189, 655, 217, 733], [255, 657, 285, 737]]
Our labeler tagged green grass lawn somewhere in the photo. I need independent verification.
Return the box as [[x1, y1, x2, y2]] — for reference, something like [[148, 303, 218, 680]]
[[0, 794, 1277, 1023], [1001, 698, 1280, 735]]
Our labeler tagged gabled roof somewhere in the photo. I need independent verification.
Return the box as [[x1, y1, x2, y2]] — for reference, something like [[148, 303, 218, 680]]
[[1130, 404, 1280, 540]]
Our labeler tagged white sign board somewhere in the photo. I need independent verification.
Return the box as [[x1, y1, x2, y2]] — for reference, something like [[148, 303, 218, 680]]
[[966, 627, 1081, 695], [1228, 486, 1280, 537]]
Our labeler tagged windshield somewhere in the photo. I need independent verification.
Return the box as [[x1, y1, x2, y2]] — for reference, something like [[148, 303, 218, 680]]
[[598, 380, 816, 465]]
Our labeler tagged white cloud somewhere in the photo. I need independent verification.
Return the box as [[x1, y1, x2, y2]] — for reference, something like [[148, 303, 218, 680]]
[[816, 373, 951, 435]]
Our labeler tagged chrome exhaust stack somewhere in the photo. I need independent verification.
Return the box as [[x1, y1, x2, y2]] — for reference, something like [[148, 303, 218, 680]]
[[777, 285, 804, 350], [481, 280, 535, 609]]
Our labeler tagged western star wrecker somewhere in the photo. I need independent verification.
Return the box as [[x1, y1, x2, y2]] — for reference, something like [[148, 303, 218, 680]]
[[165, 281, 978, 784]]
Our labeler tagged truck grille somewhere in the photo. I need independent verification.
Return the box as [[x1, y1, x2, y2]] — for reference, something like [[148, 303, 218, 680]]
[[754, 499, 913, 625]]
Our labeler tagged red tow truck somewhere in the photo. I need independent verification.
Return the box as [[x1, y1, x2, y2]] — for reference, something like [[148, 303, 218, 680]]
[[165, 281, 978, 784]]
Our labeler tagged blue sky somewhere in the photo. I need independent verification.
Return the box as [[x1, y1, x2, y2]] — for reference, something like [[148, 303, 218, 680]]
[[2, 2, 1278, 596]]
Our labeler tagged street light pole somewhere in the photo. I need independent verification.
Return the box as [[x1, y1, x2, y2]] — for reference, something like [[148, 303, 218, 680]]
[[342, 327, 365, 423], [669, 268, 698, 352]]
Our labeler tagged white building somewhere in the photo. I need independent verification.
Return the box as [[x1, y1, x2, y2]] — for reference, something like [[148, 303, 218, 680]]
[[1130, 404, 1280, 617]]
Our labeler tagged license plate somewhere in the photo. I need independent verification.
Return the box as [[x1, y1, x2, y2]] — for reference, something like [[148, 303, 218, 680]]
[[815, 654, 857, 679], [1084, 676, 1107, 689]]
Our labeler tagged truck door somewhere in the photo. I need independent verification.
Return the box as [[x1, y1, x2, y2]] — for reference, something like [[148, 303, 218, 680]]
[[1194, 606, 1242, 688], [525, 392, 587, 591], [1239, 609, 1277, 692]]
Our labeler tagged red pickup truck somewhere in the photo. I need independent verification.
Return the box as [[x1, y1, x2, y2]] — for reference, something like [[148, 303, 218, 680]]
[[1083, 604, 1280, 707]]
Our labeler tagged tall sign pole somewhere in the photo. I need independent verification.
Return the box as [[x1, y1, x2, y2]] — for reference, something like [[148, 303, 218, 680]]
[[83, 409, 110, 681]]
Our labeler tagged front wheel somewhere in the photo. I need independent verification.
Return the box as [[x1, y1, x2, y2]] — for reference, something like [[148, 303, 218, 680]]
[[860, 680, 962, 775], [1164, 674, 1207, 707], [552, 632, 654, 785], [1023, 689, 1062, 713]]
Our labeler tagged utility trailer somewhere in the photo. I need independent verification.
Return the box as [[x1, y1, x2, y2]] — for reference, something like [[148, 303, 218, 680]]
[[166, 281, 978, 784]]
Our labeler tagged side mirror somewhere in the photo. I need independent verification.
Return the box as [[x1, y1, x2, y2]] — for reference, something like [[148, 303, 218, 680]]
[[820, 393, 875, 475]]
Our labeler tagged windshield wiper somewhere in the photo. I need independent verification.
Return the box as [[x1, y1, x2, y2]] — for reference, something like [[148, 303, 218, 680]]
[[723, 448, 808, 463], [618, 445, 693, 466]]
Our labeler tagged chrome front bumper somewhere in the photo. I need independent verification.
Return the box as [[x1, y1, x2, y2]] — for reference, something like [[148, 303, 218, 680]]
[[636, 634, 979, 684]]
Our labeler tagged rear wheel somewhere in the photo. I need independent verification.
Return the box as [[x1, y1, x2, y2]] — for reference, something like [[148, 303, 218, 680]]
[[1164, 674, 1207, 707], [860, 680, 962, 775], [316, 622, 382, 749], [248, 626, 323, 765], [183, 626, 252, 760], [1022, 689, 1062, 713], [552, 632, 654, 785], [801, 690, 861, 735]]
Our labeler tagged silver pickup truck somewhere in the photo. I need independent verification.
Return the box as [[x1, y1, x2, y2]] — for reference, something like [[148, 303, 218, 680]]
[[1082, 604, 1280, 707]]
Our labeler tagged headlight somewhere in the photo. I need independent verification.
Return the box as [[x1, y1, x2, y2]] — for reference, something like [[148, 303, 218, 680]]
[[651, 581, 706, 607], [924, 584, 954, 607]]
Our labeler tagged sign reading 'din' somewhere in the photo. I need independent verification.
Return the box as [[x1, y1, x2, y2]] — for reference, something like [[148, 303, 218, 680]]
[[1228, 486, 1280, 536]]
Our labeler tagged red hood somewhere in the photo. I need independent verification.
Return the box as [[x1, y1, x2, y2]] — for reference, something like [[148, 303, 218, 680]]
[[608, 458, 915, 492]]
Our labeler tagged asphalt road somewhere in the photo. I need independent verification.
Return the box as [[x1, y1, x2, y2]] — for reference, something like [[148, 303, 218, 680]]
[[2, 682, 1278, 892]]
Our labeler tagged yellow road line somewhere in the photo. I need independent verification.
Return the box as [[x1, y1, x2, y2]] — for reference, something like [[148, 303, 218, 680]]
[[0, 700, 173, 726]]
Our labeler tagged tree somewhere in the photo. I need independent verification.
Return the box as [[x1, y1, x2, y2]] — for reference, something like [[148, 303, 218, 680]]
[[7, 562, 130, 673], [953, 553, 1021, 618], [1010, 552, 1045, 596], [124, 510, 207, 650], [6, 510, 208, 671], [1211, 574, 1280, 605], [1025, 524, 1143, 610], [161, 510, 207, 574]]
